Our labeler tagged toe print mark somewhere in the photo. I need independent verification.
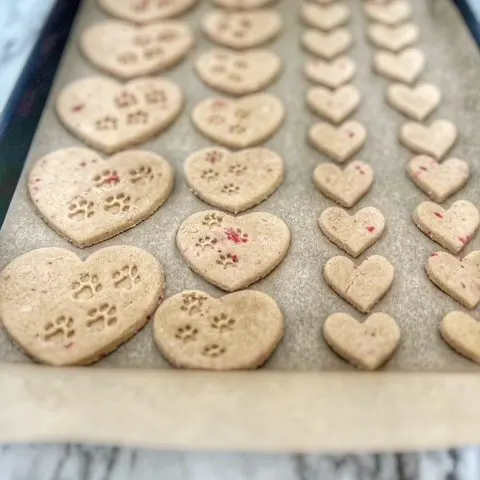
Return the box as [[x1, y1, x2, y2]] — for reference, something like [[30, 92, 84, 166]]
[[115, 91, 138, 108], [117, 52, 138, 64], [175, 324, 199, 343], [68, 197, 95, 221], [145, 89, 167, 106], [216, 251, 239, 268], [202, 344, 227, 358], [126, 109, 149, 125], [211, 313, 236, 332], [43, 315, 75, 343], [86, 303, 117, 330], [228, 163, 247, 175], [95, 116, 118, 131], [128, 165, 155, 185], [104, 193, 131, 214], [195, 235, 218, 251], [180, 292, 208, 316], [71, 273, 103, 301], [201, 168, 219, 181], [112, 265, 141, 290], [93, 170, 120, 189], [202, 212, 224, 227], [221, 183, 240, 194]]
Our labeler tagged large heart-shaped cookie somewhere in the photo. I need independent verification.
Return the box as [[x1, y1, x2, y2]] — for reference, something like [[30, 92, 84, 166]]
[[213, 0, 273, 8], [0, 246, 164, 366], [302, 29, 352, 60], [324, 255, 394, 312], [364, 0, 412, 25], [195, 48, 281, 96], [441, 311, 480, 365], [28, 147, 174, 248], [98, 0, 198, 23], [202, 9, 282, 49], [192, 94, 285, 149], [309, 121, 367, 163], [426, 251, 480, 309], [177, 210, 290, 291], [80, 20, 194, 79], [407, 155, 469, 203], [154, 290, 283, 369], [56, 77, 183, 154], [387, 83, 441, 121], [184, 147, 284, 213], [374, 49, 425, 84], [413, 200, 479, 254], [368, 23, 419, 52], [400, 120, 458, 160], [319, 206, 385, 257], [314, 161, 374, 208], [304, 56, 356, 89], [301, 2, 350, 31], [307, 85, 361, 124], [324, 312, 401, 370]]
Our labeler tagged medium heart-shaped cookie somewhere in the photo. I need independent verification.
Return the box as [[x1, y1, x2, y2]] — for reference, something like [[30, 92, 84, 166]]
[[213, 0, 273, 8], [364, 0, 412, 25], [202, 9, 282, 49], [177, 210, 290, 291], [56, 76, 183, 154], [184, 147, 284, 213], [374, 48, 425, 84], [400, 120, 458, 159], [0, 246, 164, 366], [387, 83, 441, 121], [407, 155, 469, 203], [324, 255, 394, 313], [302, 29, 352, 60], [305, 56, 357, 89], [195, 48, 281, 96], [413, 201, 479, 254], [301, 3, 350, 31], [368, 23, 419, 52], [314, 161, 374, 208], [80, 20, 194, 79], [154, 290, 283, 369], [441, 311, 480, 365], [324, 312, 401, 370], [28, 147, 174, 248], [307, 85, 361, 124], [309, 121, 367, 163], [192, 94, 285, 149], [319, 206, 385, 257], [426, 251, 480, 309]]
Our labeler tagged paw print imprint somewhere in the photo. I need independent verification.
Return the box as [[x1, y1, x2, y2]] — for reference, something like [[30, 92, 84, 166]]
[[68, 197, 95, 221], [134, 34, 152, 46], [229, 124, 247, 134], [115, 91, 138, 108], [129, 165, 155, 185], [86, 303, 117, 330], [195, 235, 218, 251], [145, 89, 167, 106], [208, 115, 226, 125], [202, 212, 224, 227], [144, 46, 164, 59], [202, 343, 227, 358], [221, 183, 240, 194], [113, 265, 141, 290], [200, 168, 219, 181], [175, 324, 198, 343], [228, 72, 243, 82], [211, 313, 236, 332], [216, 251, 239, 269], [117, 52, 138, 64], [93, 169, 120, 189], [205, 150, 224, 164], [127, 109, 149, 125], [95, 116, 118, 131], [181, 292, 208, 316], [72, 273, 103, 301], [43, 315, 75, 343], [235, 108, 250, 119], [104, 193, 131, 214], [228, 163, 247, 175]]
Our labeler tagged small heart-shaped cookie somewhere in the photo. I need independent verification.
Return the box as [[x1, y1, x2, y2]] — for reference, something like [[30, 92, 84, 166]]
[[307, 85, 361, 124], [309, 121, 367, 163], [364, 0, 412, 25], [213, 0, 273, 8], [29, 148, 174, 248], [324, 255, 394, 313], [314, 161, 374, 208], [368, 23, 419, 52], [177, 210, 290, 291], [407, 155, 469, 203], [441, 311, 480, 365], [387, 83, 441, 121], [56, 76, 183, 154], [374, 48, 425, 84], [80, 20, 194, 79], [413, 200, 479, 254], [400, 120, 458, 159], [184, 147, 284, 213], [195, 48, 281, 96], [154, 290, 283, 370], [319, 206, 385, 257], [192, 94, 285, 149], [301, 3, 350, 31], [305, 56, 357, 89], [98, 0, 198, 23], [324, 312, 401, 370], [0, 246, 164, 366], [202, 9, 282, 49], [302, 29, 352, 60], [426, 251, 480, 309]]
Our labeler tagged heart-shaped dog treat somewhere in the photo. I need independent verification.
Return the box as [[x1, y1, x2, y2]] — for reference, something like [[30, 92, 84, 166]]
[[154, 290, 283, 369], [400, 120, 458, 160], [192, 94, 285, 149], [307, 85, 361, 124], [324, 255, 394, 313], [184, 147, 284, 213], [319, 207, 385, 257], [309, 121, 367, 163], [305, 56, 356, 89], [413, 201, 479, 254], [387, 83, 441, 121], [202, 9, 282, 49], [368, 23, 419, 52], [195, 48, 281, 96], [407, 155, 469, 203], [324, 312, 401, 370], [80, 20, 194, 79], [28, 147, 174, 248], [314, 161, 374, 208], [98, 0, 198, 23], [213, 0, 273, 8], [302, 29, 352, 60], [441, 311, 480, 365], [301, 3, 350, 31], [364, 0, 412, 25], [374, 48, 425, 84], [0, 246, 164, 366], [56, 77, 183, 154], [177, 210, 290, 291], [426, 251, 480, 309]]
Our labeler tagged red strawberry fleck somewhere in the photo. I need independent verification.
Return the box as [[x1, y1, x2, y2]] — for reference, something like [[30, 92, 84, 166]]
[[354, 164, 365, 175], [366, 226, 375, 233], [459, 236, 471, 245], [225, 228, 248, 244], [71, 103, 85, 113], [231, 254, 239, 263], [106, 174, 120, 185], [430, 253, 439, 257], [434, 212, 443, 219]]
